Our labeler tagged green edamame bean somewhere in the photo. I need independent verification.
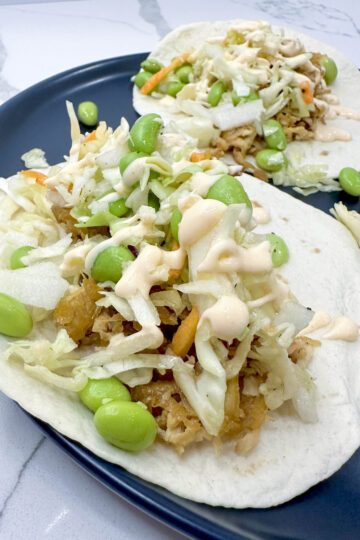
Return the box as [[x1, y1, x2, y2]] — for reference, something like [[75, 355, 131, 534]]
[[140, 58, 163, 74], [232, 88, 258, 106], [148, 192, 160, 211], [338, 167, 360, 196], [255, 149, 288, 172], [109, 198, 128, 217], [128, 114, 163, 154], [263, 119, 287, 151], [94, 400, 157, 452], [77, 101, 98, 127], [170, 208, 182, 242], [166, 81, 185, 97], [10, 246, 34, 270], [176, 65, 193, 84], [320, 56, 338, 86], [134, 70, 153, 89], [119, 151, 148, 175], [0, 293, 33, 337], [266, 233, 289, 267], [79, 377, 131, 413], [208, 80, 226, 107], [91, 246, 135, 283], [206, 174, 252, 209]]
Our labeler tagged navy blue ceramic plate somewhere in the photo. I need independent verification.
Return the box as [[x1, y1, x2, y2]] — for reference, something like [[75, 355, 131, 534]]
[[1, 53, 359, 540]]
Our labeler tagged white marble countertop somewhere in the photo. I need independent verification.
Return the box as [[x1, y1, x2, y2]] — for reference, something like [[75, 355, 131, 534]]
[[0, 1, 359, 539]]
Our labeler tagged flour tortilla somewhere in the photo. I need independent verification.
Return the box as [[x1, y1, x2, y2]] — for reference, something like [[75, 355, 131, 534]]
[[133, 20, 360, 179], [0, 175, 359, 508]]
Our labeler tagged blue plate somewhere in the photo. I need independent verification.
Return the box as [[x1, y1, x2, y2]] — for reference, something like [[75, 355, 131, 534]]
[[1, 53, 359, 540]]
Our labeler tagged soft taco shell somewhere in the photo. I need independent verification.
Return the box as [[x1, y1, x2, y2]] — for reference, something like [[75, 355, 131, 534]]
[[0, 175, 359, 508], [133, 20, 360, 179]]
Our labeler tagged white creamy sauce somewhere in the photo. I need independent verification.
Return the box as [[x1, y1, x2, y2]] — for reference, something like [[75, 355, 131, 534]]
[[298, 311, 359, 342], [115, 244, 185, 299], [61, 243, 93, 277], [252, 201, 271, 224], [197, 239, 273, 274], [322, 93, 340, 105], [322, 317, 359, 342], [84, 218, 155, 272], [190, 172, 218, 197], [270, 274, 290, 306], [178, 198, 226, 249], [279, 39, 302, 57], [313, 123, 351, 142], [298, 310, 331, 336], [200, 295, 249, 342], [247, 292, 275, 309], [326, 105, 360, 122]]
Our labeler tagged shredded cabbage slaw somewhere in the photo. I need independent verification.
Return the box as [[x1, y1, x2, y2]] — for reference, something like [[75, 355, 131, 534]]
[[1, 102, 320, 452]]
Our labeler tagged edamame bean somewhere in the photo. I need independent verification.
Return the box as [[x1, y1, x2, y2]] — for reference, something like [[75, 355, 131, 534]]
[[10, 246, 34, 270], [166, 81, 185, 97], [134, 70, 153, 89], [140, 58, 163, 74], [208, 80, 225, 107], [128, 114, 163, 154], [0, 293, 33, 337], [170, 208, 182, 242], [79, 377, 131, 412], [320, 56, 338, 86], [266, 233, 289, 267], [77, 101, 98, 127], [263, 119, 287, 151], [91, 246, 135, 283], [94, 400, 157, 452], [176, 65, 193, 84], [338, 167, 360, 196], [119, 151, 148, 175], [206, 174, 252, 209], [255, 149, 288, 172], [148, 192, 160, 211], [232, 88, 258, 106], [109, 198, 128, 217]]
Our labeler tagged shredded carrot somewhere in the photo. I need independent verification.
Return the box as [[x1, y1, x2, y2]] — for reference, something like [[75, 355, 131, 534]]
[[168, 268, 182, 280], [140, 52, 191, 95], [171, 306, 199, 357], [300, 81, 313, 104], [190, 150, 212, 162], [84, 130, 97, 142], [20, 170, 48, 185]]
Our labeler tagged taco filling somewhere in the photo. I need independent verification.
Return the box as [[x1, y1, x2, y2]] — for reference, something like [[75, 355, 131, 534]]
[[0, 104, 359, 507], [133, 20, 360, 192]]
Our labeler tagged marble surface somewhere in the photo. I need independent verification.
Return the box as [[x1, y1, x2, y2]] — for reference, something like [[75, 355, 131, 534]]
[[0, 1, 359, 539]]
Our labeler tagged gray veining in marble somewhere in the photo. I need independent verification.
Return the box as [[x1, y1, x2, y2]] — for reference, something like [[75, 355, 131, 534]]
[[0, 437, 44, 523], [0, 36, 18, 103], [239, 0, 360, 38], [6, 4, 152, 37], [138, 0, 172, 37]]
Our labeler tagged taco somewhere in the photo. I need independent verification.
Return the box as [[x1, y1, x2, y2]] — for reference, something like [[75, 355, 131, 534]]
[[133, 20, 360, 192], [0, 104, 359, 508]]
